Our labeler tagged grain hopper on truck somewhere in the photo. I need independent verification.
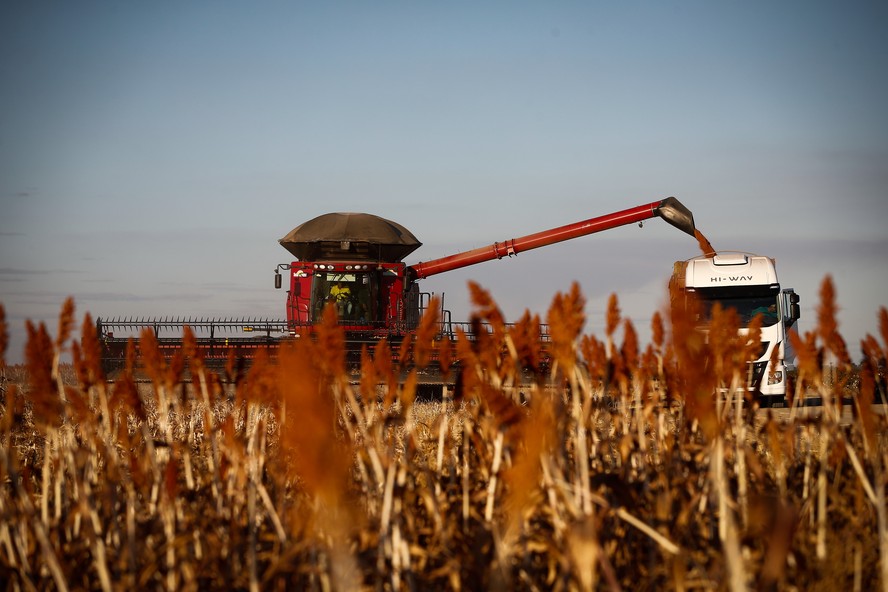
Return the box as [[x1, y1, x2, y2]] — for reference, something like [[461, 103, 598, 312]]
[[98, 197, 697, 378], [671, 252, 801, 407]]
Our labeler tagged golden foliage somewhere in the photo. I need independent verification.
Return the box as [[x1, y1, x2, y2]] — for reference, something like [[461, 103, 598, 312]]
[[547, 282, 586, 376], [1, 283, 887, 591]]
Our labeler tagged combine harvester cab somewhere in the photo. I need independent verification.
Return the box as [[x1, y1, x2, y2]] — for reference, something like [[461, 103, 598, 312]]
[[277, 212, 425, 341], [672, 252, 801, 407]]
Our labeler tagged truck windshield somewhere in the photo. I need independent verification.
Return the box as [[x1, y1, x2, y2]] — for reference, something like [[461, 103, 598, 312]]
[[311, 272, 373, 323], [697, 294, 780, 328]]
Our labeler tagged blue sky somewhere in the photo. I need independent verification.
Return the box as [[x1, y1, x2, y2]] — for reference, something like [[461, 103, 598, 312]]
[[2, 1, 886, 364]]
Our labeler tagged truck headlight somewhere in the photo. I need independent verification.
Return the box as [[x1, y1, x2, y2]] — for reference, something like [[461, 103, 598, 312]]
[[768, 371, 783, 385]]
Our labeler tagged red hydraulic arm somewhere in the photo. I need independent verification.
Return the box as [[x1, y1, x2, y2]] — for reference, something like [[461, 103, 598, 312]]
[[409, 196, 695, 279]]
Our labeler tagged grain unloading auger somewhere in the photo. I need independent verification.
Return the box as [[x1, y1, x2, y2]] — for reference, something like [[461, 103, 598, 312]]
[[98, 197, 694, 377], [409, 197, 694, 278]]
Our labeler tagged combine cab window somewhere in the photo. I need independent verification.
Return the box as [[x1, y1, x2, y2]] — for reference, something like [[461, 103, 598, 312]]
[[311, 272, 373, 324]]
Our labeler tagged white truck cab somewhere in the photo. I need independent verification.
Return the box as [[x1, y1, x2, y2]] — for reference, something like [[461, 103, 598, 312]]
[[672, 252, 801, 407]]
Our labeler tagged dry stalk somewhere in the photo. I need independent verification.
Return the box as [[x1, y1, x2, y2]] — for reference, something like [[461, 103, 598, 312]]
[[614, 507, 680, 555], [878, 460, 888, 592], [380, 459, 397, 537], [816, 420, 828, 560], [713, 435, 747, 592], [41, 436, 51, 528], [341, 380, 385, 487], [540, 455, 568, 538], [0, 446, 70, 592], [197, 368, 224, 513], [845, 439, 878, 505], [0, 501, 16, 571], [248, 466, 259, 592], [435, 409, 448, 498], [485, 430, 505, 523], [572, 366, 592, 515], [568, 515, 600, 592], [462, 417, 472, 526], [250, 410, 286, 543], [802, 424, 813, 502], [86, 497, 112, 592]]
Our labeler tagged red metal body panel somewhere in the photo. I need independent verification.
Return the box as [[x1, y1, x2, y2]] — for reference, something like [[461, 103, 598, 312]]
[[284, 261, 410, 335], [410, 200, 665, 279], [286, 263, 313, 326]]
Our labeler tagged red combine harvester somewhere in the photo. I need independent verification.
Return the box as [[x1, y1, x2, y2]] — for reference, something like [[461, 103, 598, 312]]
[[98, 197, 695, 379]]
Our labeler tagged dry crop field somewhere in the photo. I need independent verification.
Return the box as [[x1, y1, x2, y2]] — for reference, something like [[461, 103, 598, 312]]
[[1, 277, 887, 591]]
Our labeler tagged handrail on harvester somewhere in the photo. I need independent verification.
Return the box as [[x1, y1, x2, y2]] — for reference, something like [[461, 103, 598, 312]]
[[409, 196, 695, 279], [96, 317, 288, 339]]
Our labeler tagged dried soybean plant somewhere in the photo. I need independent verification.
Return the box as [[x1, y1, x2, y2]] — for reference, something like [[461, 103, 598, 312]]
[[1, 278, 887, 591]]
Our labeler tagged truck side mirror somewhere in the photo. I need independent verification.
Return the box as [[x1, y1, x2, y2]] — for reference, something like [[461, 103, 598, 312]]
[[275, 271, 282, 290], [783, 290, 800, 326]]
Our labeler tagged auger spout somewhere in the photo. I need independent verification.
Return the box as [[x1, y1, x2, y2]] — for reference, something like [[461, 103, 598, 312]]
[[653, 196, 695, 237], [410, 196, 696, 279]]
